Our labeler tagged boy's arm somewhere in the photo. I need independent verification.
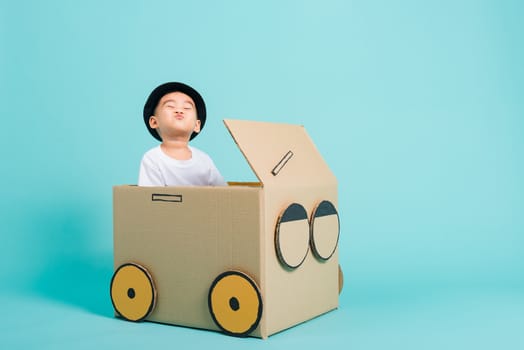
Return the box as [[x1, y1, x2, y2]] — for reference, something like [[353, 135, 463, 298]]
[[208, 162, 227, 186], [138, 156, 164, 186]]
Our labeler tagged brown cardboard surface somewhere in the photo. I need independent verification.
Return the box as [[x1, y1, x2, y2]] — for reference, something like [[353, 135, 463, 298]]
[[224, 119, 339, 335], [223, 119, 336, 187], [113, 185, 265, 337], [262, 185, 339, 336], [112, 119, 340, 338]]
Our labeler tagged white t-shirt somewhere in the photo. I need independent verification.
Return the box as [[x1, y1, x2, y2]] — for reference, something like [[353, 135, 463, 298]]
[[138, 145, 227, 186]]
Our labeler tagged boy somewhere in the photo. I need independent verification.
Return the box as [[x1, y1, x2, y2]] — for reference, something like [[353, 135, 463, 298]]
[[138, 82, 227, 186]]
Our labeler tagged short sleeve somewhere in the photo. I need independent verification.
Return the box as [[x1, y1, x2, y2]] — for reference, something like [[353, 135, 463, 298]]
[[138, 153, 165, 186]]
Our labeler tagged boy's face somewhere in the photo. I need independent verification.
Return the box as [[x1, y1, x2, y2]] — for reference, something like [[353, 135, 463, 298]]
[[149, 92, 201, 141]]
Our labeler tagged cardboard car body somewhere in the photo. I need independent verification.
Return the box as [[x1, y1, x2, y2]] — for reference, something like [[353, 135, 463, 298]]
[[111, 119, 340, 338]]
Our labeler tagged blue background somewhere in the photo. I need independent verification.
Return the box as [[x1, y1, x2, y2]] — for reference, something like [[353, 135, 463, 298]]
[[1, 0, 523, 348]]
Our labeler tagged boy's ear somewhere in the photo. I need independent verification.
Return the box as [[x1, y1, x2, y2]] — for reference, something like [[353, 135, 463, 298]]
[[193, 119, 201, 133], [149, 116, 158, 129]]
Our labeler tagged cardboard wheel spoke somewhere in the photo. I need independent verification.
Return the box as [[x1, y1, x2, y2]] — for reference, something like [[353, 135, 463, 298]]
[[110, 263, 156, 322], [275, 203, 310, 269], [310, 200, 340, 260], [208, 271, 263, 337]]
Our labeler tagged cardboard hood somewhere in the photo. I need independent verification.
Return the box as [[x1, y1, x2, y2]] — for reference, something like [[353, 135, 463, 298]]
[[224, 119, 337, 187]]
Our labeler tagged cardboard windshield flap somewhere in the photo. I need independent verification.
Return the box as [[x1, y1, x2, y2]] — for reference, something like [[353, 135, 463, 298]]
[[112, 119, 340, 339]]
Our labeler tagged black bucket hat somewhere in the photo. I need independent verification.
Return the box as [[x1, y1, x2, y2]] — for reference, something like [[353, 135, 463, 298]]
[[143, 82, 207, 141]]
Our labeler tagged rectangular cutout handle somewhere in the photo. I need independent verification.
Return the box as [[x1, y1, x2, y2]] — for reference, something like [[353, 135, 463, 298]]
[[152, 194, 183, 202], [271, 150, 293, 176]]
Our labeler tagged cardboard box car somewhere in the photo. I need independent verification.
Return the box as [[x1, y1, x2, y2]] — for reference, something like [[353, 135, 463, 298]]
[[111, 119, 341, 338]]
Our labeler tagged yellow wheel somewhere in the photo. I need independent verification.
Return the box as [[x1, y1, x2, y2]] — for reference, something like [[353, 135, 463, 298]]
[[110, 263, 156, 322], [208, 271, 262, 337]]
